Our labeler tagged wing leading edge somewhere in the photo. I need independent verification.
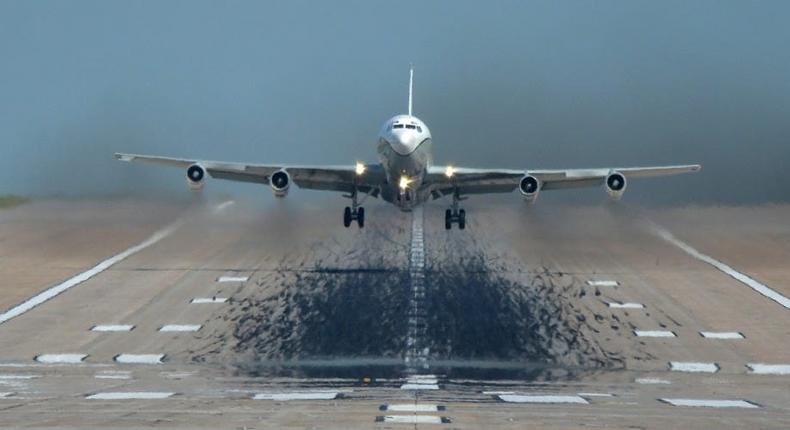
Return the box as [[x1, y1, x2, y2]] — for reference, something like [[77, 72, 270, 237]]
[[114, 153, 385, 195], [425, 164, 701, 197]]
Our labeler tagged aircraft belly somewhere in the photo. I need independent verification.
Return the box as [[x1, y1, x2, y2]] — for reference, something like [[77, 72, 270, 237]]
[[377, 139, 432, 208]]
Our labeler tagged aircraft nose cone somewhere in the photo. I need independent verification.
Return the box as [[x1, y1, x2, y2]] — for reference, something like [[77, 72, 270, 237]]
[[389, 131, 418, 155]]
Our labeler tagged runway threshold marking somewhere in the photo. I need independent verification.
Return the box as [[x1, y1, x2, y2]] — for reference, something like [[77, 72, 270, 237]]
[[381, 404, 443, 412], [608, 302, 644, 309], [587, 280, 619, 287], [0, 217, 185, 325], [651, 223, 790, 310], [660, 398, 759, 408], [190, 297, 227, 304], [634, 330, 676, 338], [217, 276, 248, 283], [376, 415, 450, 424], [636, 377, 671, 384]]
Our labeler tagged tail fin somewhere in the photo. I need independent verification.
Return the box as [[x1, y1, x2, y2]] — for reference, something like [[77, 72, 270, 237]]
[[408, 65, 414, 116]]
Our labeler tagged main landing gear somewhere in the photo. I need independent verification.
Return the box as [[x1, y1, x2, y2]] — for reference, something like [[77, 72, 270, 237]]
[[444, 191, 466, 230], [343, 189, 365, 228]]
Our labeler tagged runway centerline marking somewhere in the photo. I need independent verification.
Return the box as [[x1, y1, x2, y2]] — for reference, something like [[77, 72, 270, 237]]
[[634, 330, 676, 338], [587, 280, 619, 287], [608, 302, 644, 309], [405, 206, 429, 373], [0, 214, 188, 325], [190, 297, 227, 304], [217, 276, 248, 283], [651, 223, 790, 310], [253, 391, 340, 400], [376, 416, 448, 424], [159, 324, 201, 332]]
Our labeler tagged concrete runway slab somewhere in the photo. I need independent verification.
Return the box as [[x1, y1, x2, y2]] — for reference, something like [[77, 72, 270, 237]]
[[0, 198, 788, 428]]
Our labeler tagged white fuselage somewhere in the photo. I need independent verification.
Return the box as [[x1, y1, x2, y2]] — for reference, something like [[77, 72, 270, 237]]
[[376, 115, 433, 210]]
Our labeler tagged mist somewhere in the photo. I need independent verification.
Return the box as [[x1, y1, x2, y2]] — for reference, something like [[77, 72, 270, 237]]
[[1, 1, 789, 205]]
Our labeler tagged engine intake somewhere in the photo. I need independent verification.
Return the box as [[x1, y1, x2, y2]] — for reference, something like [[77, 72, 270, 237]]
[[185, 164, 206, 191], [519, 175, 541, 202], [605, 171, 627, 200], [270, 170, 291, 197]]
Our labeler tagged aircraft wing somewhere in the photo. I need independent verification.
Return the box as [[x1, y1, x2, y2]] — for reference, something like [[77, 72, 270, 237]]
[[425, 164, 701, 197], [114, 153, 386, 195]]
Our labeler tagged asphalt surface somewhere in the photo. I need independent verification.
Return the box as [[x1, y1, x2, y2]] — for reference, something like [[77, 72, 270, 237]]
[[0, 196, 789, 429]]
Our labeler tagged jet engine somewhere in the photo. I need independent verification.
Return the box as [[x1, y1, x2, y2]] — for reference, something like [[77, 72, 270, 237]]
[[185, 164, 206, 191], [519, 174, 541, 203], [605, 171, 627, 200], [270, 170, 291, 197]]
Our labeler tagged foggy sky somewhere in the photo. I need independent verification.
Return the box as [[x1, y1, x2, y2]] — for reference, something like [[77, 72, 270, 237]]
[[1, 0, 789, 205]]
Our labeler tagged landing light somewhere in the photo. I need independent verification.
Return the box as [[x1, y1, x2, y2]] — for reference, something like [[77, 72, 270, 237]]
[[445, 165, 455, 178], [355, 162, 366, 176], [399, 175, 411, 190]]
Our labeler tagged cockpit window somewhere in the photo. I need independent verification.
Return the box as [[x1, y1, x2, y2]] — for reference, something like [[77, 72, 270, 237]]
[[393, 124, 404, 129], [405, 124, 416, 129]]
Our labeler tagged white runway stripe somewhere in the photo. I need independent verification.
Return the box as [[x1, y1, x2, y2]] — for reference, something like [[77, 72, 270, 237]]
[[700, 331, 743, 339], [652, 224, 790, 310], [114, 354, 164, 364], [0, 217, 184, 325], [747, 363, 790, 375], [34, 354, 86, 364], [587, 280, 619, 287], [634, 330, 676, 338], [190, 297, 227, 304], [498, 394, 589, 404], [660, 398, 758, 408], [669, 362, 719, 373], [253, 391, 339, 400], [217, 276, 248, 283], [159, 324, 201, 332], [87, 392, 174, 400], [91, 324, 134, 332], [608, 302, 644, 309], [377, 415, 444, 424], [384, 404, 440, 412]]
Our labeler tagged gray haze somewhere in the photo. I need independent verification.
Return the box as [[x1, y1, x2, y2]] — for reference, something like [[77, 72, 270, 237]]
[[1, 0, 789, 205]]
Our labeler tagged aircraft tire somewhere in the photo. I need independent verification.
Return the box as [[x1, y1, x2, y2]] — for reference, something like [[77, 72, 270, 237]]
[[343, 207, 352, 228], [357, 207, 365, 228]]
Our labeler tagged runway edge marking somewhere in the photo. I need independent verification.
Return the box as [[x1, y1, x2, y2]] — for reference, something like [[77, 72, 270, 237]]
[[0, 217, 186, 325], [650, 223, 790, 310]]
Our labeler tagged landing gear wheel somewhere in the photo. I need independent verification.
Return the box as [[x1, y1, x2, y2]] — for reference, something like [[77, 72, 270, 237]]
[[445, 209, 452, 230], [458, 209, 466, 230], [343, 206, 352, 228], [357, 207, 365, 228]]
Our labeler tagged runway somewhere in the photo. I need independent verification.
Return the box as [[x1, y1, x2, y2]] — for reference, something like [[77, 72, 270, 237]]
[[0, 197, 789, 428]]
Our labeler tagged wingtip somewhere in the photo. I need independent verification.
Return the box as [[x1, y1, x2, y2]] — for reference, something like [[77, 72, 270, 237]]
[[114, 153, 133, 162]]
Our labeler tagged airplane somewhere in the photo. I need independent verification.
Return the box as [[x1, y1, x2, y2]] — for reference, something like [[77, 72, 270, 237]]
[[115, 67, 701, 230]]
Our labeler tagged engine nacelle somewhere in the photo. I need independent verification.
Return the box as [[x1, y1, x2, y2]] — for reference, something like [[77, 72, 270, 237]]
[[270, 170, 291, 197], [518, 174, 541, 203], [185, 164, 206, 191], [605, 171, 627, 200]]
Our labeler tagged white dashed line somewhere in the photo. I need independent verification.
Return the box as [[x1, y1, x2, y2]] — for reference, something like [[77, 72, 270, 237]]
[[114, 354, 164, 364], [212, 200, 235, 213], [377, 415, 444, 424], [636, 377, 671, 385], [217, 276, 249, 283], [159, 324, 202, 332], [253, 391, 340, 400], [608, 302, 644, 309], [190, 297, 227, 304], [498, 394, 589, 404], [91, 324, 134, 332], [95, 371, 132, 380], [747, 363, 790, 375], [700, 331, 744, 339], [384, 404, 441, 412], [400, 383, 440, 390], [652, 224, 790, 310], [87, 392, 174, 400], [578, 392, 614, 398], [0, 375, 38, 380], [660, 398, 758, 408], [634, 330, 676, 338], [34, 354, 87, 364], [587, 280, 619, 287], [0, 218, 184, 325], [669, 362, 719, 373]]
